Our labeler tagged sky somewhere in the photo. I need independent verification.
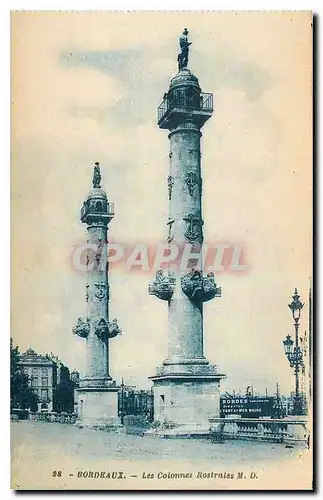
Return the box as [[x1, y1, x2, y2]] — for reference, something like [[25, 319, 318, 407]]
[[11, 11, 312, 396]]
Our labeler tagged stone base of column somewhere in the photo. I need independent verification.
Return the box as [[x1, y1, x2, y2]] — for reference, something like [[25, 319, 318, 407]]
[[285, 415, 309, 445], [149, 371, 225, 435], [76, 381, 121, 431], [155, 357, 219, 376]]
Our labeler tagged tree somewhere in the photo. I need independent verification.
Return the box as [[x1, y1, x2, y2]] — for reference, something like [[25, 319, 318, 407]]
[[52, 365, 75, 413], [10, 338, 38, 411], [53, 380, 74, 413]]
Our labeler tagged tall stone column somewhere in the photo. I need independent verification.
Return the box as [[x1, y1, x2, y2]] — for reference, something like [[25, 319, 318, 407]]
[[73, 163, 122, 429], [85, 216, 109, 381], [149, 38, 226, 432], [166, 121, 205, 367]]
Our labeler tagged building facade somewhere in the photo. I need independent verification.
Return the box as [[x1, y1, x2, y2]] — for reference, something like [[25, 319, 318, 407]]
[[49, 355, 75, 413], [19, 348, 76, 412], [19, 348, 57, 411]]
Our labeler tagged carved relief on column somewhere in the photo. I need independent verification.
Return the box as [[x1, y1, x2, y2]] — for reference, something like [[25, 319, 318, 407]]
[[167, 217, 175, 243], [95, 238, 103, 267], [87, 282, 109, 301], [181, 270, 222, 303], [167, 175, 174, 200], [85, 239, 107, 268], [148, 270, 176, 301], [188, 148, 199, 156], [185, 171, 202, 197], [183, 214, 204, 243], [94, 282, 108, 301]]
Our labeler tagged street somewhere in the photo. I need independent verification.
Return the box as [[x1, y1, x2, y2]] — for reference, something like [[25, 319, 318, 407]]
[[11, 421, 303, 463], [11, 421, 310, 490]]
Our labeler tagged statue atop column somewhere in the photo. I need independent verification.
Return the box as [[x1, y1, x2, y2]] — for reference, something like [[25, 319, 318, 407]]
[[92, 162, 101, 188], [178, 28, 192, 71]]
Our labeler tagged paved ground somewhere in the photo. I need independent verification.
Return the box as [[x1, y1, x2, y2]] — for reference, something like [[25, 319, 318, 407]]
[[11, 421, 303, 465]]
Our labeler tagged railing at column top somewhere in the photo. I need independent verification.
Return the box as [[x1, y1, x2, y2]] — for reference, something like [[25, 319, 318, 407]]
[[158, 92, 213, 122]]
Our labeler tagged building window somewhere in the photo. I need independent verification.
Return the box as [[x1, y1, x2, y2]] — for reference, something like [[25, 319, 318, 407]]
[[32, 377, 38, 388], [41, 390, 48, 401], [41, 378, 48, 387], [41, 368, 48, 376], [32, 368, 38, 377]]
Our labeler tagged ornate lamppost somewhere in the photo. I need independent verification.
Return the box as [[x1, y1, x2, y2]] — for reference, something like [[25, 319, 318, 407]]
[[119, 377, 125, 425], [283, 288, 305, 415]]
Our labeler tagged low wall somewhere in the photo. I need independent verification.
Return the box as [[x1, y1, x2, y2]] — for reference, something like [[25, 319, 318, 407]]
[[11, 410, 77, 424], [10, 409, 30, 421], [209, 416, 308, 445]]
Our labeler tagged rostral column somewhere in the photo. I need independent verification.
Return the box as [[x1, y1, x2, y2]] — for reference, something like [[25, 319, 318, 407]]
[[73, 162, 122, 428], [149, 30, 226, 431]]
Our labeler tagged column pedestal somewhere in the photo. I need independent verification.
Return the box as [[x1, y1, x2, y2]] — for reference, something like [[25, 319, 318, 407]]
[[76, 382, 121, 430], [150, 368, 225, 434]]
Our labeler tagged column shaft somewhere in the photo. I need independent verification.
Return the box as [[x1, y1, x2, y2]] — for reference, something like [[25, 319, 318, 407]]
[[167, 123, 204, 363], [85, 223, 110, 379]]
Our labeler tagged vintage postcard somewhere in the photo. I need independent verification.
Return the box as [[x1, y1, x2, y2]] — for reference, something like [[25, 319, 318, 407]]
[[11, 11, 313, 490]]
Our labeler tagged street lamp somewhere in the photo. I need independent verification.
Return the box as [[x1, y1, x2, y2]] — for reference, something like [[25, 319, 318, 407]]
[[288, 288, 304, 322], [283, 334, 294, 359], [120, 377, 125, 425], [283, 288, 305, 416]]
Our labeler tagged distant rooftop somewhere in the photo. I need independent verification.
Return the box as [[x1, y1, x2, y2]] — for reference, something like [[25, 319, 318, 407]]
[[20, 349, 56, 366]]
